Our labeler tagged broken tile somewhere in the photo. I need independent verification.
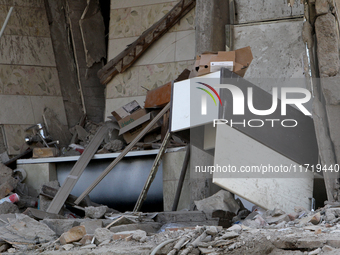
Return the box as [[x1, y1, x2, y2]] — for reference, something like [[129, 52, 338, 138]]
[[3, 124, 33, 155], [0, 6, 50, 37], [0, 35, 56, 66], [138, 62, 176, 95], [105, 66, 140, 98], [175, 30, 195, 62], [109, 7, 143, 39], [108, 37, 137, 60], [31, 96, 68, 125], [1, 65, 61, 96], [0, 97, 35, 125], [141, 2, 176, 32], [134, 32, 176, 66], [170, 8, 195, 32]]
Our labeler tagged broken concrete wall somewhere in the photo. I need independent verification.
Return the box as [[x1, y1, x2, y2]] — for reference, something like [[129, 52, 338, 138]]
[[105, 0, 195, 119], [0, 0, 68, 155], [44, 0, 84, 128], [65, 0, 106, 124]]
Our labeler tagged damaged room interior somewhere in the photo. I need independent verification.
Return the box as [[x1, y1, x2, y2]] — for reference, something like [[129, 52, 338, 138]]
[[0, 0, 340, 254]]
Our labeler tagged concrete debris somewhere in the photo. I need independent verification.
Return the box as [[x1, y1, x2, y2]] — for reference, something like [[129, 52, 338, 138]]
[[85, 205, 108, 219], [80, 219, 103, 234], [315, 0, 330, 15], [0, 177, 18, 199], [132, 229, 147, 242], [0, 214, 56, 245], [0, 163, 13, 185], [194, 189, 240, 215], [39, 180, 60, 212], [0, 205, 340, 254], [0, 202, 19, 214], [79, 234, 94, 245], [61, 243, 74, 251], [59, 225, 86, 245], [94, 228, 112, 244], [81, 243, 96, 249], [109, 222, 162, 233], [41, 219, 80, 236]]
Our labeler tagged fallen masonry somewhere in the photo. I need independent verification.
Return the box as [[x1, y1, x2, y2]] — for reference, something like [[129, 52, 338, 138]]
[[0, 204, 339, 254]]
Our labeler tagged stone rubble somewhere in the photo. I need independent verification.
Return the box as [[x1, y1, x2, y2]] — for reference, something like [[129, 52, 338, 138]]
[[0, 204, 338, 254]]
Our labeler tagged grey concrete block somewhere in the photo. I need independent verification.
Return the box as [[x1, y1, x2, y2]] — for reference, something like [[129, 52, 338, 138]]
[[80, 220, 103, 235], [315, 0, 330, 15], [40, 219, 80, 236], [85, 206, 107, 219], [325, 105, 340, 163], [315, 13, 340, 77], [0, 202, 19, 214], [194, 190, 240, 215], [94, 228, 112, 244], [155, 211, 208, 224], [321, 76, 340, 105], [109, 223, 162, 234]]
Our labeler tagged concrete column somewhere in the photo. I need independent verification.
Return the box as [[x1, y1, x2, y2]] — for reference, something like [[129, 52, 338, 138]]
[[314, 5, 340, 200], [195, 0, 230, 54]]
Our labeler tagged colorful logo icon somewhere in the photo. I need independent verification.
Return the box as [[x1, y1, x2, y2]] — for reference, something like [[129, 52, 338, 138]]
[[196, 82, 222, 115]]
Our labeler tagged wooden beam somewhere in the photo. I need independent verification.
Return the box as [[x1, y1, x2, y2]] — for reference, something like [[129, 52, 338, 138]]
[[133, 130, 171, 212], [46, 126, 108, 214], [97, 0, 196, 85], [74, 103, 171, 205]]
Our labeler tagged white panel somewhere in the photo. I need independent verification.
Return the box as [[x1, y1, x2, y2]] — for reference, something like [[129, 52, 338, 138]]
[[213, 124, 313, 213], [171, 71, 220, 132], [203, 124, 216, 150]]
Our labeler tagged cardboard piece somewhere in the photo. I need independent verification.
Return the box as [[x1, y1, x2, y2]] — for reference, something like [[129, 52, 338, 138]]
[[33, 148, 58, 158], [144, 82, 172, 109], [111, 100, 141, 121], [118, 109, 161, 144], [191, 46, 253, 77]]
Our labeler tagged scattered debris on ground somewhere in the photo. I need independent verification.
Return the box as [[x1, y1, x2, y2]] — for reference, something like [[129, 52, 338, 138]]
[[0, 202, 339, 254]]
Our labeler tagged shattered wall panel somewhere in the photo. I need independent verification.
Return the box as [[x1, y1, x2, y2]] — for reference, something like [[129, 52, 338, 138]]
[[66, 0, 106, 123], [44, 0, 84, 128], [105, 0, 195, 120], [0, 2, 68, 155]]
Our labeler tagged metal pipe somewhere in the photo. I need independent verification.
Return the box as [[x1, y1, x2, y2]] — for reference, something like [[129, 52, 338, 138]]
[[172, 145, 190, 211], [0, 7, 13, 40]]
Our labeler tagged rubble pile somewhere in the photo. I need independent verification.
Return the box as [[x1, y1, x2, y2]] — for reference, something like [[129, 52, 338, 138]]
[[0, 194, 339, 254]]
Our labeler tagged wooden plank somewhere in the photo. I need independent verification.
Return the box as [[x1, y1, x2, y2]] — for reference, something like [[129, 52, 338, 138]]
[[97, 0, 196, 85], [133, 130, 171, 212], [74, 103, 171, 205], [46, 126, 108, 214], [33, 148, 58, 158]]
